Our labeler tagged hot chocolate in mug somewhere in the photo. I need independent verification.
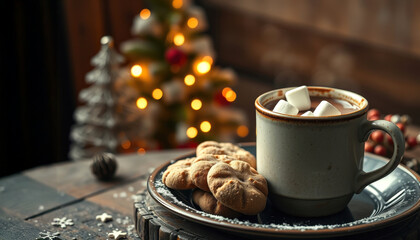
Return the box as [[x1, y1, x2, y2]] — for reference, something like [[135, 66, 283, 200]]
[[255, 86, 405, 217]]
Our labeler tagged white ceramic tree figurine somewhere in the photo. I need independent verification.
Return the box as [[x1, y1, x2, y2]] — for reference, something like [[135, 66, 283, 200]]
[[69, 36, 125, 160]]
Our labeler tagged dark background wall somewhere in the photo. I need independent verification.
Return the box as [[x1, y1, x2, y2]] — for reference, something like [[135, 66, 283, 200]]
[[2, 1, 75, 177]]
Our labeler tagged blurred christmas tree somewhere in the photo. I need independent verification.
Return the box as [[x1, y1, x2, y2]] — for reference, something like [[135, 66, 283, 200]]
[[119, 0, 248, 150]]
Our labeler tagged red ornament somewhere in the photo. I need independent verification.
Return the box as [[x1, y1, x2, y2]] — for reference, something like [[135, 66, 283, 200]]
[[386, 134, 394, 146], [370, 131, 384, 143], [407, 136, 417, 148], [374, 145, 387, 156], [177, 141, 199, 149], [213, 91, 230, 106], [165, 48, 187, 67], [365, 142, 374, 153], [384, 114, 393, 122], [396, 123, 406, 134], [367, 109, 380, 120]]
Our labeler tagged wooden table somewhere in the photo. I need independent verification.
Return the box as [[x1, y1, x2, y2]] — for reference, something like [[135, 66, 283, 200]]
[[0, 148, 191, 239], [1, 127, 420, 239]]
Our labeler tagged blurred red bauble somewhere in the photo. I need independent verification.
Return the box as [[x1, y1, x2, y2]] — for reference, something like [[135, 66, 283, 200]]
[[370, 130, 384, 143], [367, 109, 380, 120], [384, 114, 393, 122], [407, 136, 417, 148], [165, 48, 187, 67], [374, 145, 387, 156], [396, 122, 406, 133], [365, 142, 374, 152], [177, 141, 199, 149], [213, 91, 230, 106]]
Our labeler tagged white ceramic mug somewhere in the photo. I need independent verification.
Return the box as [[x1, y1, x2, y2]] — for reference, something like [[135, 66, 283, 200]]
[[255, 86, 405, 217]]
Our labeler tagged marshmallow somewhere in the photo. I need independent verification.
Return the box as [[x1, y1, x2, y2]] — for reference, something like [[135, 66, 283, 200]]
[[313, 100, 341, 116], [301, 111, 314, 117], [285, 86, 311, 111], [273, 99, 299, 115]]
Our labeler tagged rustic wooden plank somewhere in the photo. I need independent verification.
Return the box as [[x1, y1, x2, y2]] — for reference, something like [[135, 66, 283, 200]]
[[0, 174, 75, 219], [409, 1, 420, 54], [106, 0, 145, 46], [0, 208, 43, 240], [202, 2, 420, 125], [87, 175, 149, 216], [23, 149, 191, 199], [27, 199, 141, 239], [63, 0, 106, 100], [205, 0, 420, 56]]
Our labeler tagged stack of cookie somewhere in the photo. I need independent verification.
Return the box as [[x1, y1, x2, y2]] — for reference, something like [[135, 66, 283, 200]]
[[162, 141, 268, 218]]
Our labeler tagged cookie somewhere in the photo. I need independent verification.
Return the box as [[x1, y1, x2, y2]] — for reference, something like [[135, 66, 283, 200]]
[[196, 141, 256, 168], [190, 154, 237, 192], [162, 158, 196, 190], [207, 160, 268, 215], [192, 189, 241, 218]]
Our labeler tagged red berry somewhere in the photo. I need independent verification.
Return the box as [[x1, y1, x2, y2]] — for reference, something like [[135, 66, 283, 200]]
[[407, 136, 417, 148], [370, 131, 384, 143], [396, 123, 405, 133], [386, 134, 394, 146], [365, 142, 374, 152], [374, 145, 387, 156], [369, 115, 381, 121], [367, 109, 380, 120], [384, 114, 393, 121]]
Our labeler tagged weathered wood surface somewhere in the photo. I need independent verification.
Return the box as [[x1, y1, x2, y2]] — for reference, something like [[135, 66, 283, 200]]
[[1, 137, 420, 239], [0, 148, 191, 239], [202, 1, 420, 126]]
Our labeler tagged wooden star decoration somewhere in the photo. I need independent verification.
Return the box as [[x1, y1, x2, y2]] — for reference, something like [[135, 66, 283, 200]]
[[108, 229, 127, 239], [95, 212, 113, 222]]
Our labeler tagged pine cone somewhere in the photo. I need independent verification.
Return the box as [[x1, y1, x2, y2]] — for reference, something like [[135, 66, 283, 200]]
[[91, 152, 118, 180]]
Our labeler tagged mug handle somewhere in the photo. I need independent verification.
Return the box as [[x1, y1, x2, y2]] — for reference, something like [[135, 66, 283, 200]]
[[355, 119, 405, 193]]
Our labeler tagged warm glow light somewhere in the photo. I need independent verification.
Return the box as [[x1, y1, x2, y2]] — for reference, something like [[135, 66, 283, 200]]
[[172, 0, 183, 9], [202, 56, 213, 64], [139, 9, 151, 19], [152, 88, 163, 100], [131, 65, 143, 77], [121, 140, 131, 149], [184, 74, 195, 86], [200, 121, 211, 132], [225, 89, 237, 102], [137, 147, 146, 154], [136, 97, 148, 109], [187, 17, 198, 29], [196, 61, 211, 74], [191, 99, 202, 110], [222, 87, 232, 97], [173, 33, 185, 46], [237, 125, 249, 138], [186, 127, 198, 138]]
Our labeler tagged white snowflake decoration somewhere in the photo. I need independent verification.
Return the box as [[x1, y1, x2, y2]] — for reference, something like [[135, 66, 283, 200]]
[[108, 229, 127, 239], [36, 231, 61, 240], [51, 217, 74, 228], [96, 212, 113, 222]]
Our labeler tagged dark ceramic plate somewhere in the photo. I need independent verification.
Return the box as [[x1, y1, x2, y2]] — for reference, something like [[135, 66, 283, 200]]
[[147, 145, 420, 238]]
